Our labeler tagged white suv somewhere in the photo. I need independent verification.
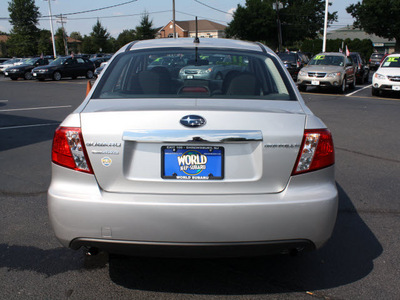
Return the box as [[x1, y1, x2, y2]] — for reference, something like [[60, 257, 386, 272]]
[[372, 54, 400, 96]]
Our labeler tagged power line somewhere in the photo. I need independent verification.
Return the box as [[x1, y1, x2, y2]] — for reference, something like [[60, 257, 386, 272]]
[[0, 0, 138, 20], [193, 0, 233, 16], [40, 10, 171, 21], [54, 0, 138, 17], [176, 10, 228, 24]]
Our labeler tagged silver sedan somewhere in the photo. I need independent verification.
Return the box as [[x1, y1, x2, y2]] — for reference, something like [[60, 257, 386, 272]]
[[48, 38, 338, 257]]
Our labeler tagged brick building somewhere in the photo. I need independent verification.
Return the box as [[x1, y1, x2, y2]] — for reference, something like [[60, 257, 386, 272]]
[[157, 19, 226, 39]]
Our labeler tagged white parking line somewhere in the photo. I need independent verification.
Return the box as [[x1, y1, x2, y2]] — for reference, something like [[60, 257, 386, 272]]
[[346, 84, 372, 97], [0, 105, 72, 112], [0, 123, 59, 130], [0, 100, 8, 102]]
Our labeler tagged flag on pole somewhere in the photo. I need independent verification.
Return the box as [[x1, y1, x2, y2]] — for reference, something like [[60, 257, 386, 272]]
[[346, 46, 350, 56]]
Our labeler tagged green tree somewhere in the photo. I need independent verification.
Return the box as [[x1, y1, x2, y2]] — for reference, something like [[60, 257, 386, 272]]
[[81, 35, 95, 54], [91, 19, 111, 53], [226, 0, 277, 47], [347, 0, 400, 51], [226, 0, 337, 50], [55, 27, 67, 56], [37, 29, 52, 56], [117, 29, 136, 48], [7, 0, 40, 56], [69, 31, 83, 54], [281, 0, 337, 46], [135, 13, 156, 40]]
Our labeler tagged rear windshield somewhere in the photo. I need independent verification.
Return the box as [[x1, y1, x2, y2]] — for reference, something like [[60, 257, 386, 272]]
[[277, 53, 297, 63], [309, 55, 345, 66], [381, 56, 400, 68], [92, 48, 296, 101], [371, 53, 384, 59]]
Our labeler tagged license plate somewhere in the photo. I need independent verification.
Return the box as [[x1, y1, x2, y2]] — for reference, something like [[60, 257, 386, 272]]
[[311, 80, 320, 85], [4, 72, 8, 76], [33, 73, 37, 76], [162, 146, 224, 180], [392, 86, 400, 91]]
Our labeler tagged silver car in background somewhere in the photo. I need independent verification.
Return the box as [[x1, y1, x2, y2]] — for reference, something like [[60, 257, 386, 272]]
[[48, 38, 338, 257], [297, 52, 356, 93]]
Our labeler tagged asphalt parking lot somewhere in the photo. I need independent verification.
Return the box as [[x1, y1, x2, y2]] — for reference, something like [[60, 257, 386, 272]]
[[0, 75, 399, 299]]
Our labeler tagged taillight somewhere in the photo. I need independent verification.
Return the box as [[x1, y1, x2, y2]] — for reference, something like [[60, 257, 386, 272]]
[[52, 127, 93, 174], [292, 129, 334, 175]]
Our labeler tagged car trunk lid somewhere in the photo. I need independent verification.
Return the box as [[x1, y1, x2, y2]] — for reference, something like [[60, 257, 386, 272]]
[[80, 98, 306, 195]]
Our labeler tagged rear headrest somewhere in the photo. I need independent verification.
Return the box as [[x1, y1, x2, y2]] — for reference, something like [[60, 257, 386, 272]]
[[224, 71, 261, 96]]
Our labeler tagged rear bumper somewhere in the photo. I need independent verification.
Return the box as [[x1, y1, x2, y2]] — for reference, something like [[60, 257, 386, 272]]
[[48, 164, 338, 256]]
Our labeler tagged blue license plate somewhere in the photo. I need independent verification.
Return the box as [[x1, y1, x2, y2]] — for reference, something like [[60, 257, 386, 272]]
[[162, 146, 224, 180]]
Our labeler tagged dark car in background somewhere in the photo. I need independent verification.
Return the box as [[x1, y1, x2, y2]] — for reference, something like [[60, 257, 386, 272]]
[[32, 56, 95, 81], [94, 62, 108, 78], [4, 57, 50, 80], [90, 55, 111, 68], [349, 52, 369, 84], [369, 53, 385, 70], [277, 52, 309, 81]]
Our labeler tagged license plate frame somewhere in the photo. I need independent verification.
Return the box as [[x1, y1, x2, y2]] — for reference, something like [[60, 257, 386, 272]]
[[162, 146, 224, 180]]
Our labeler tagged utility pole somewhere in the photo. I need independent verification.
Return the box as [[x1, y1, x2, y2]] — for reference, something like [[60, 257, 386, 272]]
[[172, 0, 176, 38], [44, 0, 56, 58], [322, 0, 329, 52], [57, 14, 69, 55]]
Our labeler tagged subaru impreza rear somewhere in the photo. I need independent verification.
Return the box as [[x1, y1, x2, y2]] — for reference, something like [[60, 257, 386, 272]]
[[48, 38, 338, 257]]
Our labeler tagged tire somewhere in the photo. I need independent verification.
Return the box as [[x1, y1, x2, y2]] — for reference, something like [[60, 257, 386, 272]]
[[86, 70, 94, 79], [24, 71, 33, 80], [339, 78, 346, 94], [298, 85, 307, 92], [365, 70, 370, 83], [53, 71, 61, 81], [371, 87, 380, 96], [349, 77, 356, 89]]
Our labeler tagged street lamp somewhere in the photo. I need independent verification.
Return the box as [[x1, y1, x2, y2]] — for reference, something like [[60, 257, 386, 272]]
[[44, 0, 57, 58], [272, 1, 283, 52]]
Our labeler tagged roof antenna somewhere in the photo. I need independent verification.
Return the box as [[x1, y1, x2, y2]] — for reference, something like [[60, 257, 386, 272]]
[[193, 17, 200, 44]]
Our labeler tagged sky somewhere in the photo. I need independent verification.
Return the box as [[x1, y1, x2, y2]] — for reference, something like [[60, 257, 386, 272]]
[[0, 0, 358, 38]]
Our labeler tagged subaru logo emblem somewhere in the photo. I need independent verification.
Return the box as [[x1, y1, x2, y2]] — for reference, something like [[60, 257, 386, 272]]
[[180, 115, 206, 128]]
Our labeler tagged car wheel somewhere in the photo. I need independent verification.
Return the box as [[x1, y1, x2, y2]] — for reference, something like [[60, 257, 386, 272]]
[[349, 77, 355, 89], [371, 87, 380, 96], [339, 78, 346, 94], [86, 70, 94, 79], [24, 72, 33, 80], [298, 85, 307, 92], [53, 71, 61, 81]]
